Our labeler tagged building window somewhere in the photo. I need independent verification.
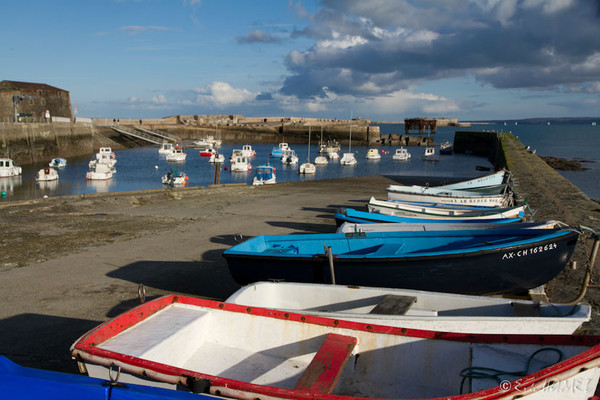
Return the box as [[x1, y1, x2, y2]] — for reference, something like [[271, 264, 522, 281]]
[[41, 98, 46, 106]]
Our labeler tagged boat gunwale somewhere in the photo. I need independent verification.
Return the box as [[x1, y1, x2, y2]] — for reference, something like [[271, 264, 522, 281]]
[[71, 294, 600, 400]]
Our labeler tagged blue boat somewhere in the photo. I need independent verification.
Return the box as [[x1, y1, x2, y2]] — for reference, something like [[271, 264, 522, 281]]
[[334, 207, 523, 226], [223, 226, 579, 295], [0, 356, 215, 399], [49, 157, 67, 168], [270, 142, 289, 158]]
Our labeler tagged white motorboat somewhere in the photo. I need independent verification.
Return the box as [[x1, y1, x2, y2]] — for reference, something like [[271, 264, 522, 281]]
[[422, 146, 439, 161], [327, 151, 339, 160], [252, 164, 276, 185], [199, 147, 216, 157], [325, 139, 341, 153], [226, 281, 590, 334], [85, 162, 113, 180], [271, 142, 289, 158], [48, 157, 67, 168], [89, 147, 117, 170], [209, 153, 225, 163], [298, 162, 316, 174], [340, 152, 357, 165], [158, 143, 175, 155], [161, 168, 188, 186], [230, 155, 251, 172], [392, 147, 411, 161], [0, 158, 22, 177], [193, 135, 221, 148], [35, 167, 59, 182], [281, 149, 298, 165], [241, 144, 256, 157], [366, 148, 381, 160], [314, 155, 328, 165], [165, 149, 186, 162], [71, 294, 600, 400], [368, 196, 526, 219]]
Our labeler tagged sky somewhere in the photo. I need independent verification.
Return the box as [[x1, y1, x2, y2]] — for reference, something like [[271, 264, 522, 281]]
[[1, 0, 599, 121]]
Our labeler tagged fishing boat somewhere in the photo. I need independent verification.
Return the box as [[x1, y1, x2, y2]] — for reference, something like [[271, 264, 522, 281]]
[[252, 164, 276, 185], [162, 168, 188, 186], [299, 127, 316, 174], [241, 144, 256, 157], [282, 149, 299, 165], [385, 185, 512, 207], [366, 149, 381, 160], [193, 135, 220, 148], [327, 151, 339, 160], [368, 197, 526, 219], [85, 162, 113, 180], [325, 138, 341, 153], [158, 142, 175, 155], [440, 141, 454, 155], [230, 155, 252, 172], [392, 147, 411, 161], [0, 356, 209, 400], [71, 294, 600, 400], [199, 147, 216, 157], [334, 207, 524, 225], [336, 219, 559, 234], [422, 146, 439, 161], [165, 149, 186, 162], [226, 281, 591, 334], [89, 147, 117, 170], [0, 158, 22, 178], [35, 167, 59, 182], [48, 157, 67, 168], [223, 225, 579, 295], [271, 142, 289, 158]]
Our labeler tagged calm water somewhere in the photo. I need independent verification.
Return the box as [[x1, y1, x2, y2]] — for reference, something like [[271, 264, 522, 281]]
[[1, 123, 598, 202]]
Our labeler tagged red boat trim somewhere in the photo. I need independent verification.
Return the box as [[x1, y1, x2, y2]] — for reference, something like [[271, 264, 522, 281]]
[[72, 295, 600, 400]]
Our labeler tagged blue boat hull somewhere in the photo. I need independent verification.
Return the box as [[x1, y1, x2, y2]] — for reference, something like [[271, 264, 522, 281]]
[[0, 356, 212, 400], [223, 229, 579, 295], [334, 207, 522, 226]]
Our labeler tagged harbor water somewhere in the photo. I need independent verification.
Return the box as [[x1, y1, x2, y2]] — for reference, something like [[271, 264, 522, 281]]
[[1, 124, 598, 202]]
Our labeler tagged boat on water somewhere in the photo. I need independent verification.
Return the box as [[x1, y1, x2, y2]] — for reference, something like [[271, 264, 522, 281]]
[[325, 138, 341, 153], [48, 157, 67, 168], [340, 153, 357, 165], [209, 152, 225, 163], [165, 148, 186, 162], [85, 162, 113, 180], [282, 149, 299, 165], [241, 144, 256, 157], [230, 155, 252, 172], [158, 142, 175, 155], [193, 135, 221, 148], [327, 151, 339, 160], [422, 146, 439, 161], [400, 170, 510, 191], [368, 197, 526, 219], [334, 207, 524, 225], [299, 128, 316, 174], [71, 294, 600, 400], [0, 356, 213, 400], [314, 155, 328, 165], [162, 168, 188, 186], [252, 164, 276, 185], [199, 147, 216, 157], [223, 225, 579, 295], [392, 147, 411, 161], [366, 148, 381, 160], [271, 142, 289, 158], [440, 141, 454, 154], [89, 147, 117, 170], [35, 167, 59, 182], [0, 158, 22, 178], [226, 281, 591, 334], [385, 185, 512, 207]]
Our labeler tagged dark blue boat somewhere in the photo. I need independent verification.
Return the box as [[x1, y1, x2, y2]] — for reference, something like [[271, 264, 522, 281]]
[[0, 356, 214, 399], [223, 226, 579, 295], [334, 207, 523, 226]]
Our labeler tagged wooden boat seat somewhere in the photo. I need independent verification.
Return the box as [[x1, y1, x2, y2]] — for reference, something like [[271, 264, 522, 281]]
[[511, 302, 540, 317], [294, 333, 357, 394], [369, 294, 417, 315]]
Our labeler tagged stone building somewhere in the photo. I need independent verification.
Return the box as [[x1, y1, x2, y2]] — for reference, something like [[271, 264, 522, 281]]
[[0, 80, 73, 123]]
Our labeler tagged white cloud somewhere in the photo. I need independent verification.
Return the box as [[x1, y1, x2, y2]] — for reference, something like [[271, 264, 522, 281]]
[[195, 82, 256, 106]]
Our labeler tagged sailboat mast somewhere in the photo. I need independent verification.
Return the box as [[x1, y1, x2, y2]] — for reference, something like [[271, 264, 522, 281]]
[[307, 126, 311, 160], [349, 111, 353, 152]]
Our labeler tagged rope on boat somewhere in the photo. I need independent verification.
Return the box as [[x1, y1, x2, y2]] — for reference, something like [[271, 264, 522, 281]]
[[459, 348, 563, 394], [562, 225, 600, 305]]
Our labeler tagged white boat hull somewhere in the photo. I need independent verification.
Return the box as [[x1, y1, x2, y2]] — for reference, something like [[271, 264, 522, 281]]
[[227, 281, 590, 335], [298, 163, 316, 174], [386, 187, 511, 207]]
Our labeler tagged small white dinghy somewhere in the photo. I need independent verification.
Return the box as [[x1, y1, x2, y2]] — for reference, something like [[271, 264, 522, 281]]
[[392, 147, 411, 161], [35, 167, 59, 182], [226, 281, 590, 334], [85, 162, 113, 180], [71, 294, 600, 400]]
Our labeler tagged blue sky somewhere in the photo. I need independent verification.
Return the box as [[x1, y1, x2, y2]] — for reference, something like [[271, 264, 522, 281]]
[[2, 0, 599, 121]]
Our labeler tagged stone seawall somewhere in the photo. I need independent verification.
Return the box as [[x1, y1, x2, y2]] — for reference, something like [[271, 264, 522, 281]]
[[0, 123, 128, 165]]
